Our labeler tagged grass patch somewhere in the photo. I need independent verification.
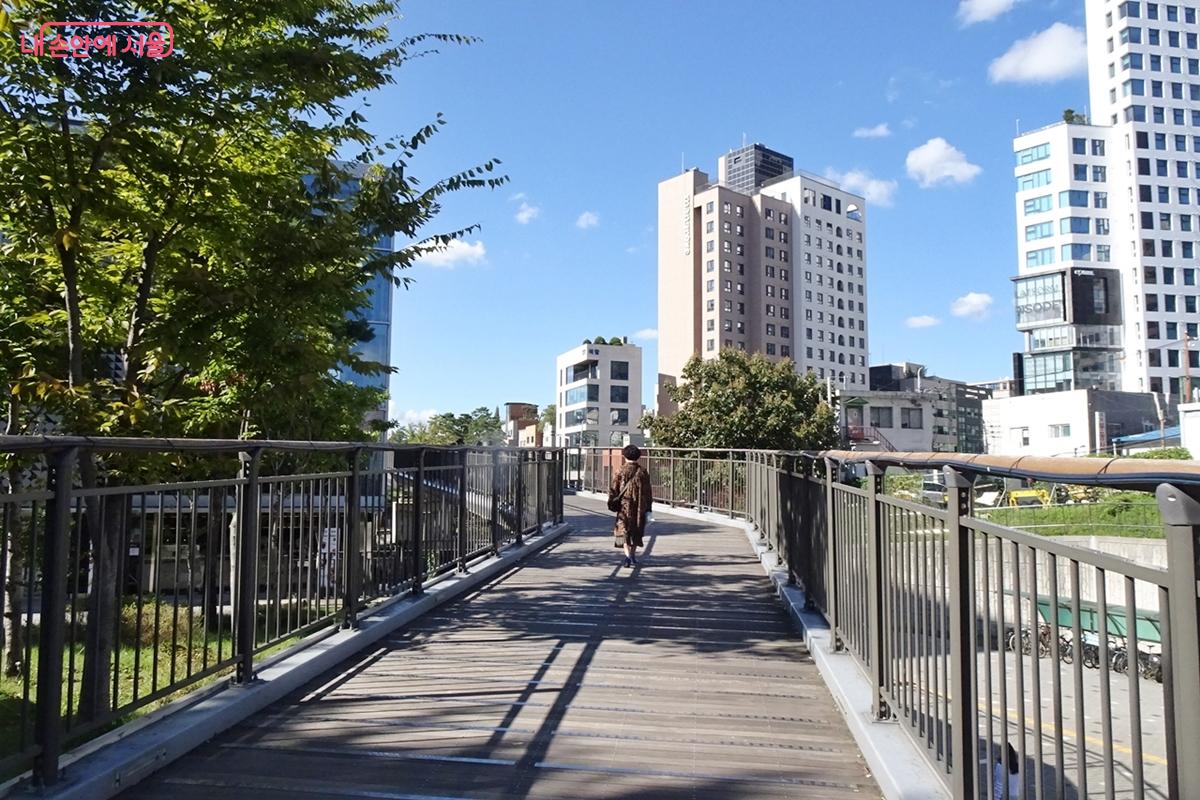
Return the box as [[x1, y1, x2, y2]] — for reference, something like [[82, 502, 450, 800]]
[[0, 600, 310, 776], [976, 492, 1163, 538]]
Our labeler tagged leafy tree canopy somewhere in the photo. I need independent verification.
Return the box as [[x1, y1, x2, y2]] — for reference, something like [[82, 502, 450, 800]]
[[642, 351, 839, 450], [390, 407, 504, 445]]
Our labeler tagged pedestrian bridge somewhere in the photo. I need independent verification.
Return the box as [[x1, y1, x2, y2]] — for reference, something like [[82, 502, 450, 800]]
[[1, 439, 1197, 800], [119, 495, 876, 800]]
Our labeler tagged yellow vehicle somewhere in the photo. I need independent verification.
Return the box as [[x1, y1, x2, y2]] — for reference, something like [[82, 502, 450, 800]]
[[1007, 489, 1050, 507]]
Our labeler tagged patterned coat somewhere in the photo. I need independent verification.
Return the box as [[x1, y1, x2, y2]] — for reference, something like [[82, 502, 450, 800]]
[[609, 462, 653, 544]]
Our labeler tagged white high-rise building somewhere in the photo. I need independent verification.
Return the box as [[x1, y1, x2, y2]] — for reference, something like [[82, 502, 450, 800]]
[[657, 144, 870, 412], [1012, 0, 1200, 400]]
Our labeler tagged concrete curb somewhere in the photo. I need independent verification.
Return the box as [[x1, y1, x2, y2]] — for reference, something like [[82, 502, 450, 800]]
[[25, 522, 571, 800], [577, 491, 948, 800]]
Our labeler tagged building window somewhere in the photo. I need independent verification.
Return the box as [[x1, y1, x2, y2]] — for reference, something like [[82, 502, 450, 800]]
[[706, 339, 715, 352], [610, 409, 629, 426], [1048, 423, 1072, 438], [766, 343, 776, 356], [611, 361, 629, 381], [901, 408, 923, 429]]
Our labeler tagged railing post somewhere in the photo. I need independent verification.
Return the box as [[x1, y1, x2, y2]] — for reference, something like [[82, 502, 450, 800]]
[[235, 447, 263, 684], [557, 449, 564, 523], [412, 448, 425, 595], [864, 461, 888, 719], [33, 446, 77, 787], [824, 457, 842, 651], [668, 451, 675, 506], [944, 467, 978, 800], [695, 452, 702, 510], [489, 449, 501, 554], [1156, 483, 1200, 800], [784, 455, 797, 584], [343, 447, 363, 629], [536, 450, 544, 531], [515, 451, 525, 546], [797, 456, 813, 595], [457, 448, 468, 573], [728, 451, 735, 518]]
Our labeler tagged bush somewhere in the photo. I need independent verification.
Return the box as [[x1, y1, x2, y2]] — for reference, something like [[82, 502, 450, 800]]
[[1127, 447, 1192, 460]]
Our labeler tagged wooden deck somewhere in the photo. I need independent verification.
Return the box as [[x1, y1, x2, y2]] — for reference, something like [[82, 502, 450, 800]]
[[121, 496, 879, 800]]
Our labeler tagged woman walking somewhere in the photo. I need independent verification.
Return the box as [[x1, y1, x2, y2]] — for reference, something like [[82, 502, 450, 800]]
[[609, 444, 653, 567]]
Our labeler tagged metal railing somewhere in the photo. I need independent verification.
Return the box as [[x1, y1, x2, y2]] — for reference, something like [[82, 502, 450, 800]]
[[570, 446, 1200, 800], [0, 437, 563, 787]]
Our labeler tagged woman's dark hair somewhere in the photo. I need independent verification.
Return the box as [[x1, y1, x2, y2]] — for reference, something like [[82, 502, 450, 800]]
[[621, 444, 641, 461], [1006, 742, 1019, 774]]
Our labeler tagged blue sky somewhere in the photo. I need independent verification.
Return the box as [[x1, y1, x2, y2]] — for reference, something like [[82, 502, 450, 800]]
[[368, 0, 1093, 425]]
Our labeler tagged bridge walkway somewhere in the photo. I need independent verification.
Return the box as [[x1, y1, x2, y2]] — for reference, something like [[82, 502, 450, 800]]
[[120, 496, 879, 799]]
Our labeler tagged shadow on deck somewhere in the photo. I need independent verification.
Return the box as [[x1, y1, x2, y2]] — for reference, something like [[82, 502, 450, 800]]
[[119, 496, 879, 800]]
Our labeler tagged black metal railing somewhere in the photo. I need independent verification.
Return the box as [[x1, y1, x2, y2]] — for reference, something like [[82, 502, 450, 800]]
[[0, 437, 563, 787], [570, 446, 1200, 800]]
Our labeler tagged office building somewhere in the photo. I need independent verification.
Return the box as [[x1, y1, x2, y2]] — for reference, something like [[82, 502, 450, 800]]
[[1010, 0, 1200, 401], [718, 144, 794, 194], [983, 388, 1166, 456], [658, 145, 870, 412], [555, 339, 643, 447], [330, 163, 394, 428], [867, 363, 992, 453]]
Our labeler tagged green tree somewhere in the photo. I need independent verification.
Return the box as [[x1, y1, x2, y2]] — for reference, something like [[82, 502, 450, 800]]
[[540, 404, 556, 428], [0, 0, 504, 714], [390, 407, 504, 445], [1063, 108, 1089, 124], [642, 351, 839, 450], [593, 336, 608, 345]]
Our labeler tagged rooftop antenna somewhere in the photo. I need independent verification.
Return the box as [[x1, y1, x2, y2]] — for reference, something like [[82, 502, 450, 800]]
[[742, 132, 747, 147], [1015, 118, 1020, 136]]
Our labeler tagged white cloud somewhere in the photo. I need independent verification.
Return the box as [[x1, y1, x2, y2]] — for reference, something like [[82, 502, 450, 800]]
[[825, 168, 898, 208], [415, 239, 487, 269], [906, 315, 942, 329], [509, 192, 526, 201], [514, 201, 540, 224], [398, 408, 437, 426], [576, 211, 600, 229], [951, 291, 994, 319], [988, 23, 1087, 83], [957, 0, 1018, 25], [633, 328, 658, 340], [852, 123, 891, 139], [905, 138, 982, 188]]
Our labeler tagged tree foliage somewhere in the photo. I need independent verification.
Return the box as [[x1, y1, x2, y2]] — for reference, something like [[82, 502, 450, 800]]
[[390, 407, 504, 445], [0, 0, 505, 444], [642, 351, 839, 450], [0, 0, 504, 713]]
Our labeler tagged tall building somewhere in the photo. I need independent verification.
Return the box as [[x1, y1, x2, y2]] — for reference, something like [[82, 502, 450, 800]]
[[339, 234, 394, 428], [657, 145, 870, 412], [555, 340, 643, 447], [718, 144, 794, 194], [1011, 0, 1200, 401]]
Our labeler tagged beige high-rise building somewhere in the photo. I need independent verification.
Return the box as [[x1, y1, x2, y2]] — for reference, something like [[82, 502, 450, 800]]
[[657, 144, 870, 412]]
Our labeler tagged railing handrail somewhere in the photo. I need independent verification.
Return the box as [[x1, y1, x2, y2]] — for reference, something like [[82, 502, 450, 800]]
[[0, 435, 563, 454], [573, 446, 1200, 488]]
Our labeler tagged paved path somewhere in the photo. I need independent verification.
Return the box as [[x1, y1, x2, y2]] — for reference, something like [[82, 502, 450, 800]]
[[121, 496, 879, 799]]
